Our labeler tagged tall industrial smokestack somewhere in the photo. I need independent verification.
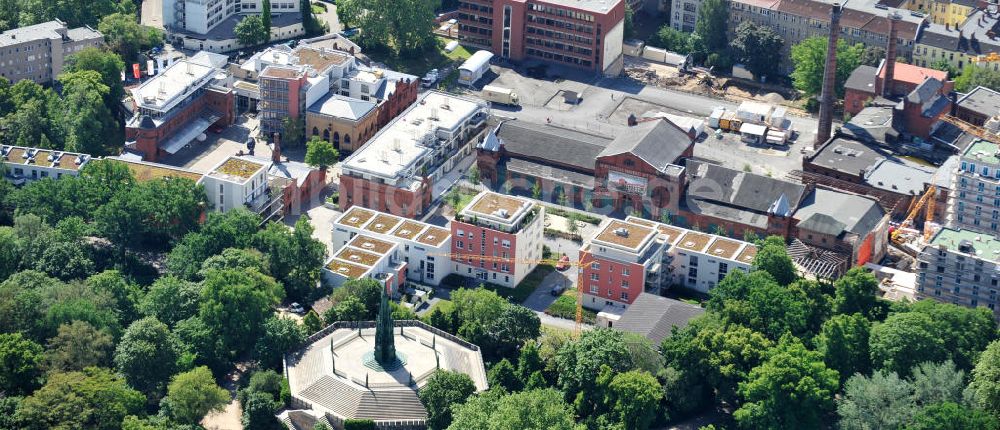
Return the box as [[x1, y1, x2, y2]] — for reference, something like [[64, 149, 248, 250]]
[[883, 12, 901, 98], [815, 3, 843, 148], [272, 132, 282, 164]]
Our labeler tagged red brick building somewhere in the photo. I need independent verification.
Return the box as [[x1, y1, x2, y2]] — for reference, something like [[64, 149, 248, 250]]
[[844, 60, 951, 117], [450, 191, 544, 288], [125, 57, 236, 162], [457, 0, 627, 75]]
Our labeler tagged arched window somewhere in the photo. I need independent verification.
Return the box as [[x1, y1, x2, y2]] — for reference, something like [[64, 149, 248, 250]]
[[312, 127, 319, 136], [323, 129, 330, 141], [333, 131, 340, 145], [344, 134, 352, 146]]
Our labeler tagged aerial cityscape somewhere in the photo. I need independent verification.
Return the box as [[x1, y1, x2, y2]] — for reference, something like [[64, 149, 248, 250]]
[[2, 0, 1000, 428]]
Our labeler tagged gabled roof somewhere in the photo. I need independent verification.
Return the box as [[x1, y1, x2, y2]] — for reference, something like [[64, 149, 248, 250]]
[[598, 119, 691, 173], [906, 77, 943, 104], [493, 120, 610, 172], [793, 188, 885, 237], [845, 65, 878, 93], [686, 160, 807, 217], [614, 293, 705, 345]]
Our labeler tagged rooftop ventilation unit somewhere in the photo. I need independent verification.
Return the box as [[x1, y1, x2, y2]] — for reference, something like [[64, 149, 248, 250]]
[[614, 227, 630, 237]]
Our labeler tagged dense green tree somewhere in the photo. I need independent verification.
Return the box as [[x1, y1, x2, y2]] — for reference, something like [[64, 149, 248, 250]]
[[555, 328, 634, 412], [909, 300, 997, 371], [303, 310, 324, 333], [448, 388, 577, 430], [44, 321, 114, 372], [17, 0, 118, 28], [833, 267, 881, 319], [114, 317, 184, 400], [662, 321, 772, 404], [58, 70, 119, 155], [0, 227, 19, 281], [791, 37, 865, 97], [0, 0, 18, 32], [241, 391, 282, 430], [910, 360, 966, 406], [328, 277, 382, 320], [235, 14, 268, 46], [969, 340, 1000, 416], [487, 359, 522, 392], [16, 367, 144, 430], [254, 316, 305, 370], [96, 176, 206, 256], [326, 295, 367, 323], [338, 0, 438, 54], [906, 402, 1000, 430], [199, 268, 284, 356], [167, 209, 261, 279], [305, 136, 339, 169], [869, 312, 947, 377], [602, 369, 662, 430], [708, 270, 809, 339], [237, 370, 289, 407], [97, 12, 162, 62], [658, 365, 711, 421], [517, 341, 544, 381], [0, 270, 53, 340], [253, 217, 325, 302], [730, 21, 783, 79], [0, 333, 43, 395], [261, 0, 271, 39], [816, 313, 872, 383], [200, 248, 269, 276], [161, 366, 229, 425], [419, 370, 476, 430], [751, 236, 796, 286], [482, 304, 540, 358], [690, 0, 728, 59], [651, 25, 690, 54], [64, 48, 126, 105], [42, 279, 121, 339], [173, 316, 229, 374], [954, 65, 1000, 93], [139, 276, 202, 326], [0, 394, 21, 430], [734, 336, 839, 430], [86, 270, 141, 324], [860, 46, 886, 67], [36, 240, 94, 280], [0, 88, 62, 149], [837, 370, 917, 430]]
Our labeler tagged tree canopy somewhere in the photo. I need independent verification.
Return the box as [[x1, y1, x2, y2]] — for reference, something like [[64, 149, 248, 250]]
[[730, 21, 783, 80], [790, 37, 864, 98]]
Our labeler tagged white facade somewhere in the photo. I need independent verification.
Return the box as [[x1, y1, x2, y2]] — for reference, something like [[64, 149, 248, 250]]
[[201, 156, 269, 212], [164, 0, 300, 34], [671, 0, 702, 32], [601, 19, 625, 75], [331, 206, 453, 286]]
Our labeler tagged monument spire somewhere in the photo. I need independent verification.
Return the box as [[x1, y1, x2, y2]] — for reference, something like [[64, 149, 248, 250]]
[[374, 283, 396, 365]]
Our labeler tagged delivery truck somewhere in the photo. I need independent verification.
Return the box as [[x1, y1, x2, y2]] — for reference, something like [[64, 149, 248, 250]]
[[481, 85, 519, 106]]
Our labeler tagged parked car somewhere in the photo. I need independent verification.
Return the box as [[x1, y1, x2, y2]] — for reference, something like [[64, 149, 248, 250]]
[[421, 69, 439, 87], [341, 28, 360, 37], [550, 284, 567, 296], [289, 302, 305, 314]]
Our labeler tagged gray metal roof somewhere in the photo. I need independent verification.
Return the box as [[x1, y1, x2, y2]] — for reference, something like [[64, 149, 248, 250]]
[[307, 93, 377, 120], [598, 119, 691, 173], [845, 65, 878, 93], [957, 86, 1000, 116], [810, 137, 890, 176], [906, 78, 943, 105], [864, 158, 935, 196], [685, 160, 807, 216], [843, 106, 898, 144], [793, 188, 885, 237], [494, 120, 610, 172], [614, 293, 704, 345]]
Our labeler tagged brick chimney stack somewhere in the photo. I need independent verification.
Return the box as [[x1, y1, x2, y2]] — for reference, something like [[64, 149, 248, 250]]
[[815, 3, 843, 148], [883, 12, 901, 98], [272, 132, 281, 164]]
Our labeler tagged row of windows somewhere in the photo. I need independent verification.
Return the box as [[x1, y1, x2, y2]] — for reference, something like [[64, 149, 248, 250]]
[[588, 285, 629, 302], [525, 26, 593, 45], [526, 14, 594, 34], [588, 261, 631, 275], [525, 48, 593, 67], [525, 38, 593, 56], [527, 3, 595, 22]]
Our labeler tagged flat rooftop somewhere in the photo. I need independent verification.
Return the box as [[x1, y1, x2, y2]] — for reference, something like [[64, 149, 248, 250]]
[[0, 20, 65, 48], [117, 159, 204, 182], [1, 146, 89, 171], [341, 91, 483, 181], [416, 226, 450, 247], [294, 46, 351, 72], [957, 86, 1000, 116], [592, 219, 656, 252], [736, 245, 757, 264], [207, 157, 266, 183], [677, 231, 712, 252], [930, 228, 1000, 260], [461, 192, 535, 228], [260, 65, 302, 79], [349, 235, 395, 254], [704, 237, 743, 260], [339, 207, 377, 228], [963, 139, 1000, 165], [541, 0, 622, 14], [364, 214, 403, 235], [131, 59, 216, 112], [324, 259, 371, 279], [392, 220, 428, 240], [335, 247, 384, 267]]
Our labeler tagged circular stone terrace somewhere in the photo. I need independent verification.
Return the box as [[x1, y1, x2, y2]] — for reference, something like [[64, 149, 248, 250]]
[[284, 321, 488, 426]]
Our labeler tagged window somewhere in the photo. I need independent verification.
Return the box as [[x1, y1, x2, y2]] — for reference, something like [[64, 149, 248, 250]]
[[457, 229, 464, 237], [620, 291, 629, 301], [502, 240, 511, 248], [621, 280, 629, 289], [590, 284, 599, 293], [590, 273, 599, 281], [622, 267, 630, 276], [457, 241, 464, 249], [591, 262, 600, 270]]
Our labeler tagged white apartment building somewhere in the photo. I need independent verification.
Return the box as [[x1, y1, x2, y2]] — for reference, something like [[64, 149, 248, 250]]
[[201, 156, 272, 212], [625, 216, 757, 294], [164, 0, 299, 35], [579, 219, 669, 309], [322, 233, 409, 292], [670, 0, 701, 32], [916, 227, 1000, 319], [948, 139, 1000, 234], [331, 206, 453, 286], [1, 146, 91, 183], [0, 20, 102, 84]]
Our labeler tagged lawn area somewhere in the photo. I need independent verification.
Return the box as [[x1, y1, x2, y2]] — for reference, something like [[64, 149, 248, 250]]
[[439, 264, 553, 304], [365, 37, 473, 76], [446, 187, 478, 214], [545, 206, 602, 225], [544, 290, 597, 324]]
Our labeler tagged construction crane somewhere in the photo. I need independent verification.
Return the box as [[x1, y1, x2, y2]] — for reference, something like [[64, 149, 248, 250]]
[[429, 252, 588, 336], [891, 172, 938, 248], [941, 115, 1000, 144]]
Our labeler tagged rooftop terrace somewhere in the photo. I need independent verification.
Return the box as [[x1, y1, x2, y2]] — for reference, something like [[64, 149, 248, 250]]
[[208, 157, 266, 183], [364, 214, 403, 235], [930, 227, 1000, 260], [349, 235, 395, 254], [962, 139, 1000, 165], [705, 237, 743, 260], [335, 247, 384, 267], [339, 207, 377, 228], [592, 220, 656, 252], [416, 227, 450, 246], [325, 260, 371, 279], [677, 231, 712, 252]]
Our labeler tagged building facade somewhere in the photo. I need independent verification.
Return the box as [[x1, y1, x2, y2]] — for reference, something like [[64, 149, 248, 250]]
[[947, 139, 1000, 234], [898, 0, 975, 27], [305, 94, 380, 153], [456, 0, 626, 74], [913, 10, 1000, 72], [579, 219, 666, 309], [916, 227, 1000, 319], [0, 20, 102, 84], [670, 0, 702, 32], [450, 192, 545, 288], [339, 91, 488, 218]]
